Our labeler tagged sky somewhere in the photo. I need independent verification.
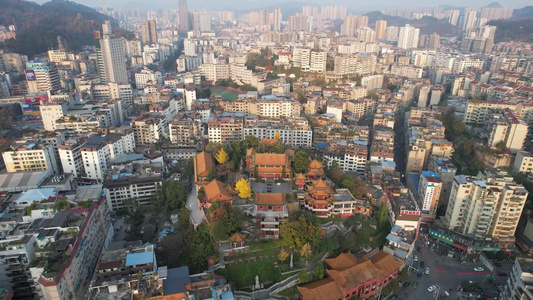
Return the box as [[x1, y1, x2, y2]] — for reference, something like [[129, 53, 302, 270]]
[[31, 0, 532, 12]]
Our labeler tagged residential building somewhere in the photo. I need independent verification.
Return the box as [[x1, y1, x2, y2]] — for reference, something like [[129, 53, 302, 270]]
[[375, 20, 387, 40], [2, 139, 59, 174], [131, 114, 166, 145], [0, 235, 37, 299], [514, 151, 533, 174], [104, 168, 162, 211], [169, 117, 198, 146], [501, 258, 533, 300], [178, 0, 190, 31], [417, 171, 442, 221], [427, 156, 457, 209], [443, 172, 528, 247], [25, 61, 61, 93], [37, 200, 112, 300], [322, 142, 368, 173], [398, 24, 420, 49], [140, 19, 157, 45], [79, 132, 136, 182], [242, 117, 312, 148], [135, 68, 162, 89], [488, 108, 528, 153], [97, 21, 128, 84], [207, 113, 244, 144]]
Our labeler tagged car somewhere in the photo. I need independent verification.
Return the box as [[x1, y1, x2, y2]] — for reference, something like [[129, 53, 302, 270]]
[[398, 281, 403, 287], [414, 255, 418, 262], [474, 267, 485, 272], [425, 267, 430, 275], [420, 261, 425, 268], [404, 282, 410, 288], [428, 285, 437, 292], [417, 272, 423, 278], [496, 271, 508, 277], [413, 282, 418, 288], [418, 246, 422, 252], [390, 296, 397, 300]]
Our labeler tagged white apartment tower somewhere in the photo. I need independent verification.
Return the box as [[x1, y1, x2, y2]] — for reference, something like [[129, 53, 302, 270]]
[[398, 24, 420, 49], [98, 21, 128, 84]]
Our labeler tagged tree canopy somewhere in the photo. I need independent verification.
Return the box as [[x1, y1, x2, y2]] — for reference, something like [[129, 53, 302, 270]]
[[280, 215, 321, 250]]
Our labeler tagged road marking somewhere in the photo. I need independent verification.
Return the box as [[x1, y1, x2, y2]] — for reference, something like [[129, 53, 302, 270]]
[[435, 267, 446, 273]]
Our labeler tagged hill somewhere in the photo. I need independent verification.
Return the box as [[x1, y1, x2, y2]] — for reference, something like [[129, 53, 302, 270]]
[[488, 19, 533, 43], [365, 11, 460, 36], [512, 6, 533, 20], [0, 0, 131, 57]]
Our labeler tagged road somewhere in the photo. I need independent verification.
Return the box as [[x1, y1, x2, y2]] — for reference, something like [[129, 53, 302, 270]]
[[186, 184, 206, 226], [393, 232, 510, 300]]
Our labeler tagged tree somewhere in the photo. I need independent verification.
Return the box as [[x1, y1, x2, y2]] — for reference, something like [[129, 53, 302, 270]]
[[300, 243, 312, 264], [206, 166, 216, 181], [294, 150, 310, 173], [215, 148, 230, 164], [280, 215, 320, 250], [320, 237, 339, 254], [254, 165, 259, 179], [235, 178, 252, 199], [453, 120, 466, 135], [312, 263, 325, 281], [274, 131, 281, 140], [298, 270, 309, 284], [244, 135, 260, 149], [495, 141, 508, 151], [52, 198, 69, 212], [278, 247, 289, 264], [376, 203, 389, 231]]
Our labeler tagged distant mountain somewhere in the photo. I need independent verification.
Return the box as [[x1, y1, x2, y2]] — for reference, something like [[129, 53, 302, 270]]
[[0, 0, 130, 57], [365, 11, 460, 36], [488, 19, 533, 43], [512, 6, 533, 20], [484, 2, 502, 8]]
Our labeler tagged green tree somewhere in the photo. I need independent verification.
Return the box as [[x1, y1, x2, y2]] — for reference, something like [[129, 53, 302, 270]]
[[453, 120, 467, 135], [376, 203, 389, 231], [280, 215, 320, 250], [495, 141, 508, 151], [244, 135, 260, 149], [298, 270, 309, 284], [294, 150, 310, 173], [312, 263, 325, 281], [320, 237, 340, 254]]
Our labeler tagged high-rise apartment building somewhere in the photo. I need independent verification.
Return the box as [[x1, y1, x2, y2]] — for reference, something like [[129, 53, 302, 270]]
[[140, 19, 157, 45], [398, 24, 420, 49], [178, 0, 190, 31], [488, 108, 528, 153], [446, 9, 460, 26], [97, 21, 128, 84], [259, 9, 269, 27], [289, 14, 308, 31], [25, 61, 61, 93], [462, 10, 477, 31], [273, 8, 282, 31], [428, 33, 441, 50], [444, 172, 528, 248], [191, 10, 211, 32], [418, 171, 442, 221], [375, 20, 387, 40]]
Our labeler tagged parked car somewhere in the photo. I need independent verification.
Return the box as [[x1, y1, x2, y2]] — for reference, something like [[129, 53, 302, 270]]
[[417, 272, 423, 278], [425, 267, 430, 275], [428, 285, 437, 292], [474, 267, 485, 272], [420, 261, 425, 268], [403, 282, 410, 288], [413, 282, 418, 288], [496, 271, 508, 277], [398, 281, 403, 287], [414, 255, 418, 262]]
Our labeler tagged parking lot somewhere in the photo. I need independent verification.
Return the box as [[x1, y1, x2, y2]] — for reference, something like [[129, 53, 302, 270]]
[[389, 231, 511, 300]]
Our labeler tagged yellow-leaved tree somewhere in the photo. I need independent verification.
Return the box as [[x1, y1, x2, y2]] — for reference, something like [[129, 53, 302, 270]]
[[215, 148, 229, 164], [274, 131, 280, 140], [235, 178, 252, 199]]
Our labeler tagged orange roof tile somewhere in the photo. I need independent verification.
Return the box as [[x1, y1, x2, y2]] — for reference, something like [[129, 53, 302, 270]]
[[309, 159, 323, 169], [255, 193, 286, 205], [195, 152, 214, 178], [297, 277, 344, 300], [203, 179, 235, 203], [295, 173, 306, 180], [148, 294, 188, 300], [325, 252, 358, 270], [254, 153, 287, 166], [229, 232, 246, 243]]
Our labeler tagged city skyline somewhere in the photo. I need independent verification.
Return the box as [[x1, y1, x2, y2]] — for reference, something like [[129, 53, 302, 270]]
[[30, 0, 532, 11]]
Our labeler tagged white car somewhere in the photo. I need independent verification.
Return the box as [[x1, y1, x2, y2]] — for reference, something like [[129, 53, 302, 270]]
[[414, 255, 418, 262], [425, 267, 430, 275], [427, 285, 436, 292], [474, 267, 485, 272]]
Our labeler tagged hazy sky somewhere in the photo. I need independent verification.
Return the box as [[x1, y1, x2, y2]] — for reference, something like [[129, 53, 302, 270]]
[[32, 0, 532, 12]]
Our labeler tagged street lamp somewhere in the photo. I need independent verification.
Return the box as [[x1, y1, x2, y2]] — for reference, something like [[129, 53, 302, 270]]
[[434, 284, 441, 300]]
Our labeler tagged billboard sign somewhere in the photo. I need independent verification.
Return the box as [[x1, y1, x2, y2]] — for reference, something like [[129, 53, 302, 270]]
[[24, 95, 48, 104], [25, 70, 36, 81]]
